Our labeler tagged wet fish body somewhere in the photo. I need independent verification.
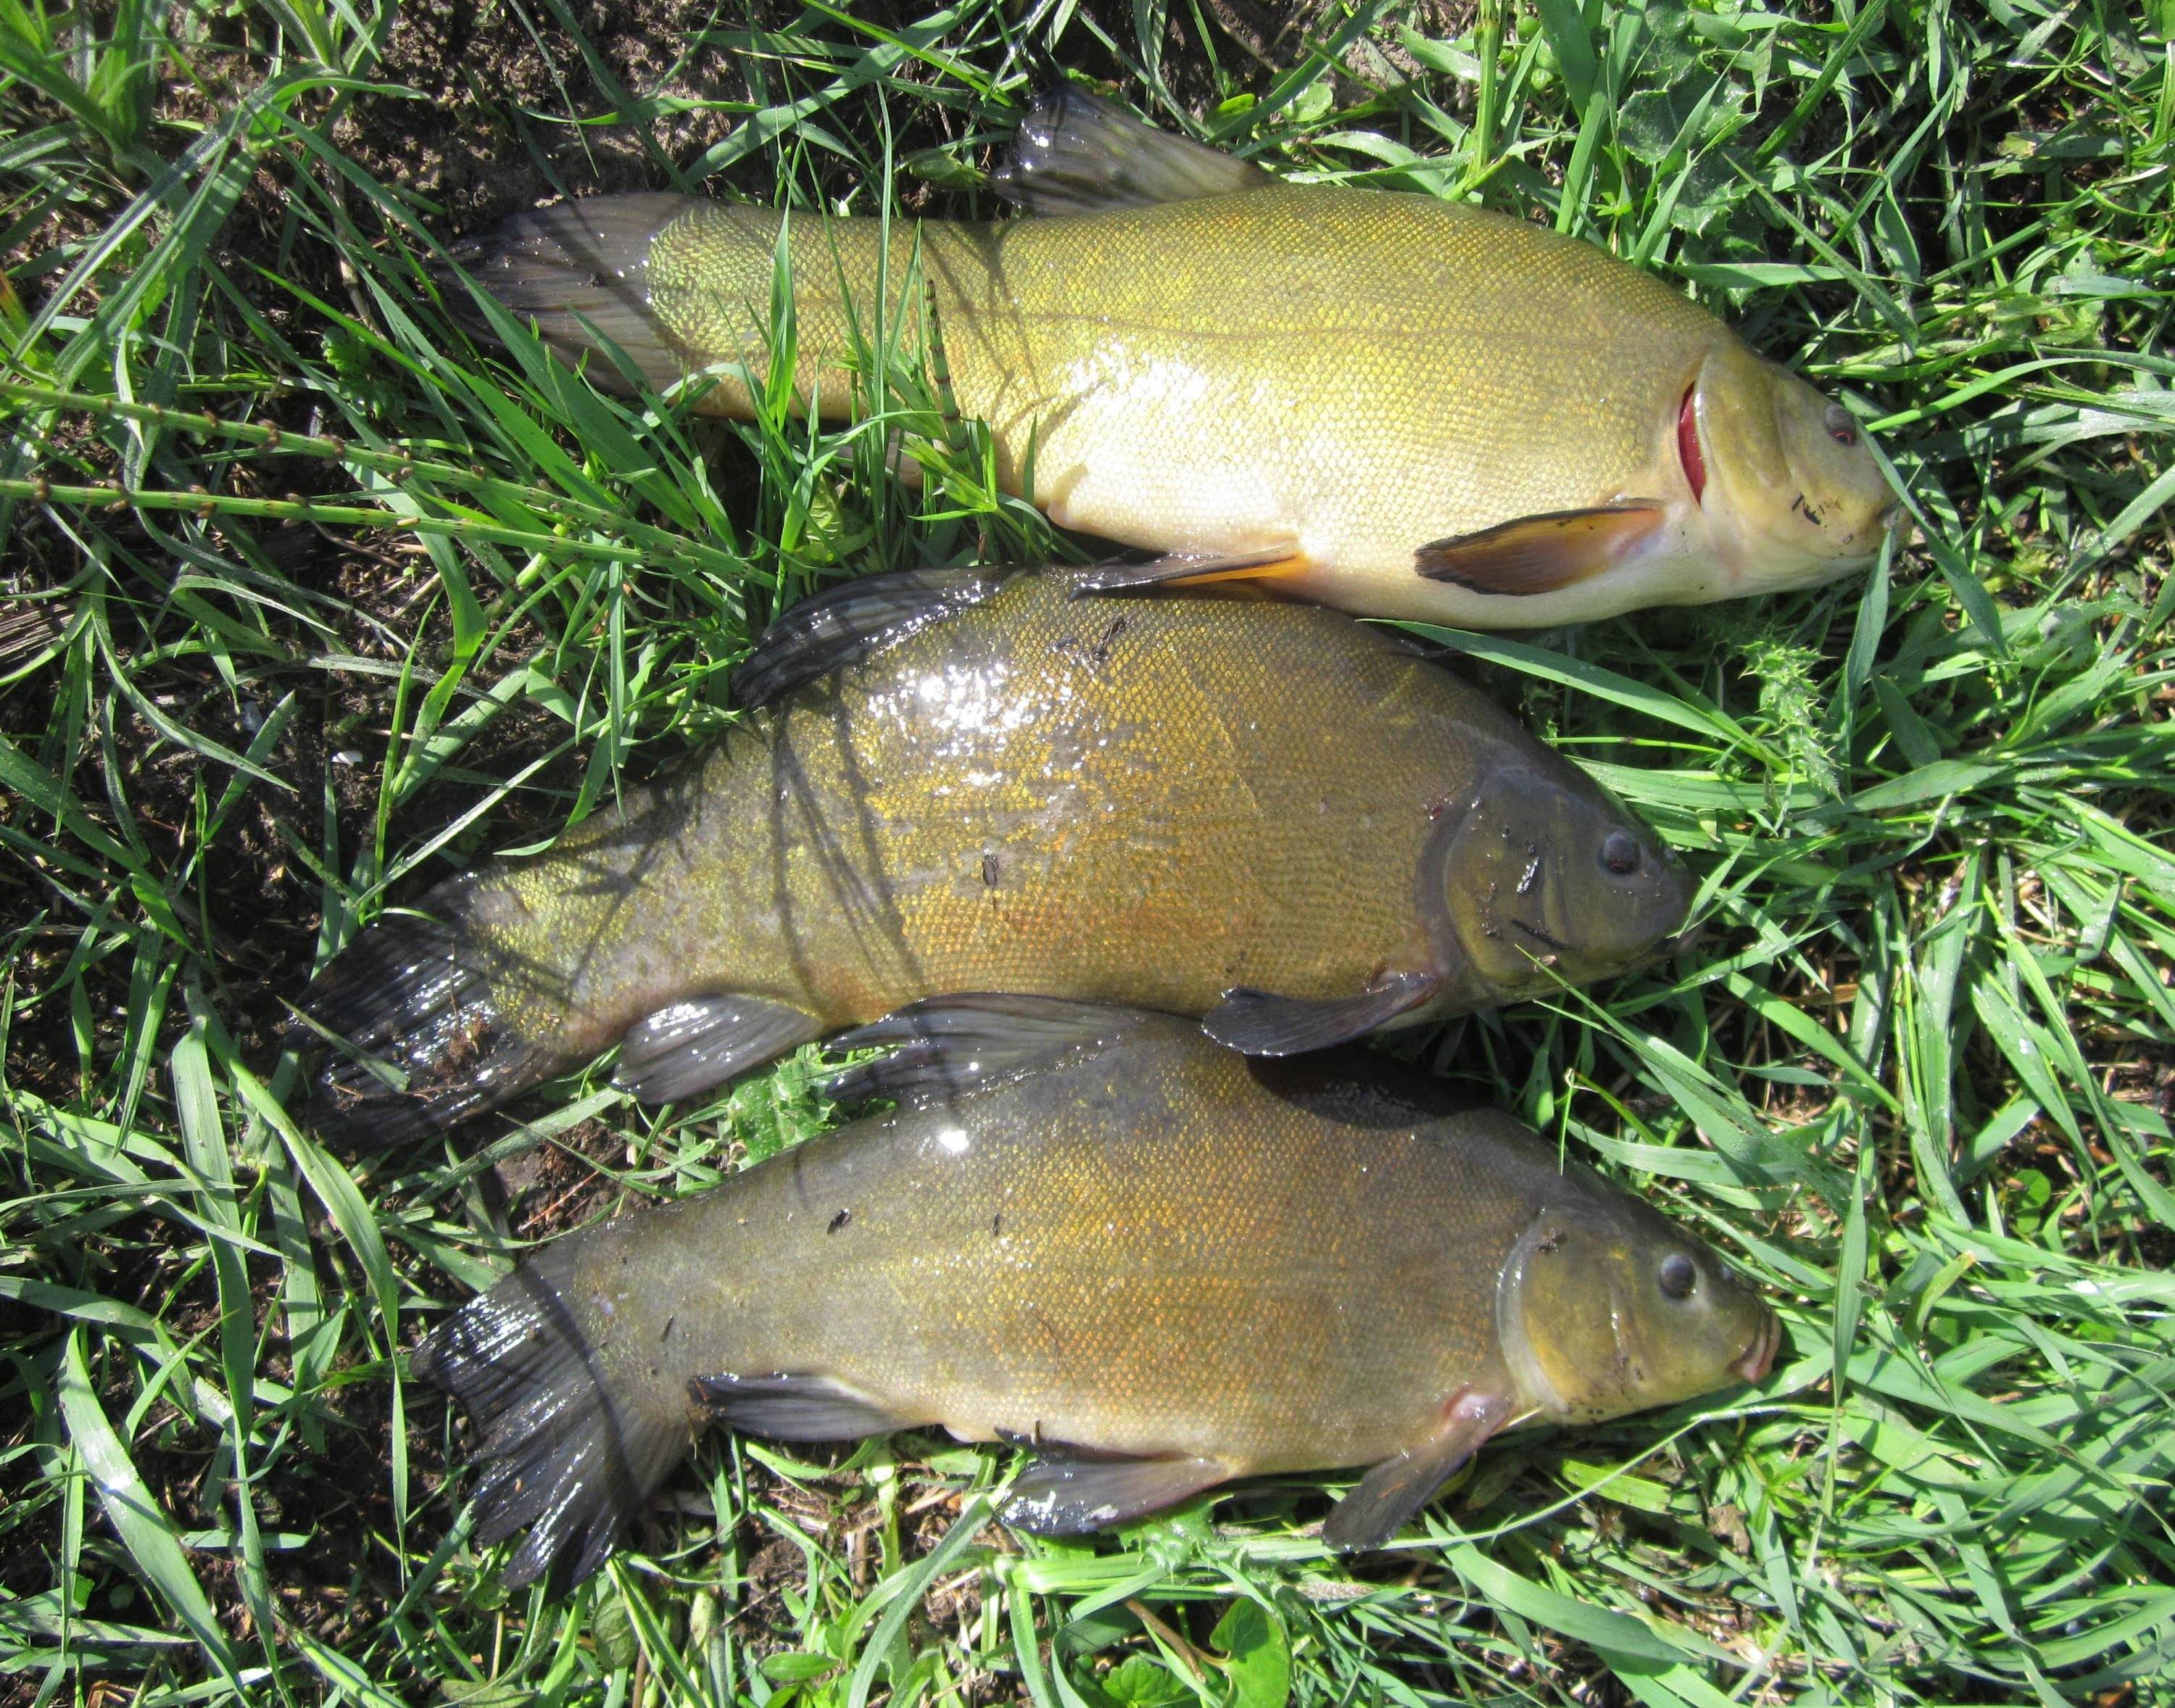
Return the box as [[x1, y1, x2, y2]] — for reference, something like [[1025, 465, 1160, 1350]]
[[418, 1000, 1778, 1585], [305, 568, 1689, 1143], [460, 91, 1897, 628]]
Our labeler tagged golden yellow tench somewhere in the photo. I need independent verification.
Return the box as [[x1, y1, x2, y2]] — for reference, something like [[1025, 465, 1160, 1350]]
[[455, 88, 1897, 628]]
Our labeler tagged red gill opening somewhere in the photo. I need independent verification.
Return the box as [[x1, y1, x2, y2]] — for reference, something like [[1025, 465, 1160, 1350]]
[[1677, 384, 1707, 503]]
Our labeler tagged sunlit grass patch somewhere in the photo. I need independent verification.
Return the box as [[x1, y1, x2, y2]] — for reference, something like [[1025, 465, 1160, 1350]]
[[3, 1, 2171, 1704]]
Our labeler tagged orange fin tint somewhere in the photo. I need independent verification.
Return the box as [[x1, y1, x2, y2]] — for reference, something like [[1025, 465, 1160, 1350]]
[[1075, 547, 1309, 595], [1414, 503, 1665, 597]]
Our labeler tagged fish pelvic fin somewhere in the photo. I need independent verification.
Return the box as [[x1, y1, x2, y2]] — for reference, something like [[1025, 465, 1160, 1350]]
[[992, 86, 1273, 215], [1414, 504, 1666, 597], [414, 1257, 691, 1589], [445, 193, 699, 394], [297, 872, 574, 1148], [1001, 1444, 1232, 1535]]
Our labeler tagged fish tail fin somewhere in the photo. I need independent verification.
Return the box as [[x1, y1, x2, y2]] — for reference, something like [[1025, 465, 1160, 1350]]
[[414, 1247, 689, 1588], [299, 873, 573, 1148], [444, 193, 701, 394]]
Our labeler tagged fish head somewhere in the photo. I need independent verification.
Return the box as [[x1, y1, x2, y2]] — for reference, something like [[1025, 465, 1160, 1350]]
[[1430, 769, 1691, 1000], [1494, 1196, 1777, 1425], [1691, 341, 1900, 593]]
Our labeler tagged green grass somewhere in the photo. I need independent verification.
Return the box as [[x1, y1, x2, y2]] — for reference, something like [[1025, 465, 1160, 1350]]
[[4, 0, 2173, 1702]]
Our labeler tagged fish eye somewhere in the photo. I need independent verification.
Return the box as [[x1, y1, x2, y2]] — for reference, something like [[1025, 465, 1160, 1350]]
[[1658, 1253, 1696, 1299], [1823, 402, 1860, 448], [1600, 831, 1641, 876]]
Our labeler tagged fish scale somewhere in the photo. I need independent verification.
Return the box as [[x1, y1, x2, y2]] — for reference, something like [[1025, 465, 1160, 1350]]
[[460, 90, 1895, 627], [415, 1005, 1776, 1585], [302, 568, 1690, 1144], [500, 578, 1458, 1022], [645, 188, 1718, 573]]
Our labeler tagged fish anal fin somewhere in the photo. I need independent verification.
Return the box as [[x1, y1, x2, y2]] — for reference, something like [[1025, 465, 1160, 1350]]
[[613, 995, 824, 1103], [992, 88, 1273, 216], [1322, 1388, 1515, 1552], [1002, 1446, 1231, 1534], [689, 1372, 914, 1442], [1204, 971, 1438, 1056], [1072, 547, 1309, 597], [732, 567, 1019, 709], [1414, 504, 1666, 597], [824, 995, 1181, 1108]]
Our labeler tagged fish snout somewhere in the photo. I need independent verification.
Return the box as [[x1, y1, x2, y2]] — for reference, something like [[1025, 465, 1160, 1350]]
[[1730, 1311, 1780, 1385]]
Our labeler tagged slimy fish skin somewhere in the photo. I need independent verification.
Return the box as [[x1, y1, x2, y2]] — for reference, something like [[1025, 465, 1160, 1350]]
[[455, 89, 1899, 629], [415, 1000, 1780, 1585], [303, 567, 1689, 1144]]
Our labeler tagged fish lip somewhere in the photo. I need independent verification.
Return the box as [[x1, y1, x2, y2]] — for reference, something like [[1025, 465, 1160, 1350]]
[[1730, 1314, 1779, 1385], [1666, 917, 1709, 956]]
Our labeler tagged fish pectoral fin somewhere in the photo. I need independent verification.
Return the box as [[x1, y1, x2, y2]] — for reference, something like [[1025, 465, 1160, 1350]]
[[1322, 1388, 1515, 1552], [825, 995, 1180, 1108], [1001, 1446, 1232, 1535], [613, 995, 824, 1103], [991, 87, 1273, 216], [689, 1372, 914, 1442], [1414, 503, 1667, 597], [1072, 547, 1311, 597], [1203, 971, 1439, 1056], [732, 566, 1021, 709]]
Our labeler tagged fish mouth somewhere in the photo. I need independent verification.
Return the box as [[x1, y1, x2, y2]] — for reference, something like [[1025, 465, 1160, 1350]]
[[1665, 918, 1708, 956], [1730, 1313, 1780, 1385]]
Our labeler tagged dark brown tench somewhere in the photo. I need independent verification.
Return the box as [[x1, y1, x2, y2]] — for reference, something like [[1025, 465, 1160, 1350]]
[[304, 567, 1689, 1143], [417, 999, 1778, 1585]]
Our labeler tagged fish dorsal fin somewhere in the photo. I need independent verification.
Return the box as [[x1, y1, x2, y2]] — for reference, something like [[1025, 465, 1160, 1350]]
[[732, 566, 1019, 710], [991, 88, 1273, 216], [824, 995, 1179, 1107]]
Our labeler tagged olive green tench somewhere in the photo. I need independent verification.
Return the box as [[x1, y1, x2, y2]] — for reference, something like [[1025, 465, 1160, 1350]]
[[454, 88, 1897, 629], [416, 998, 1778, 1585], [303, 567, 1690, 1144]]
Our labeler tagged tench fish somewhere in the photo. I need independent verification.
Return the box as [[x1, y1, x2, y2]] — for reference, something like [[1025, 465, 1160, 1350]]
[[416, 998, 1778, 1585], [454, 88, 1897, 630], [304, 567, 1690, 1144]]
